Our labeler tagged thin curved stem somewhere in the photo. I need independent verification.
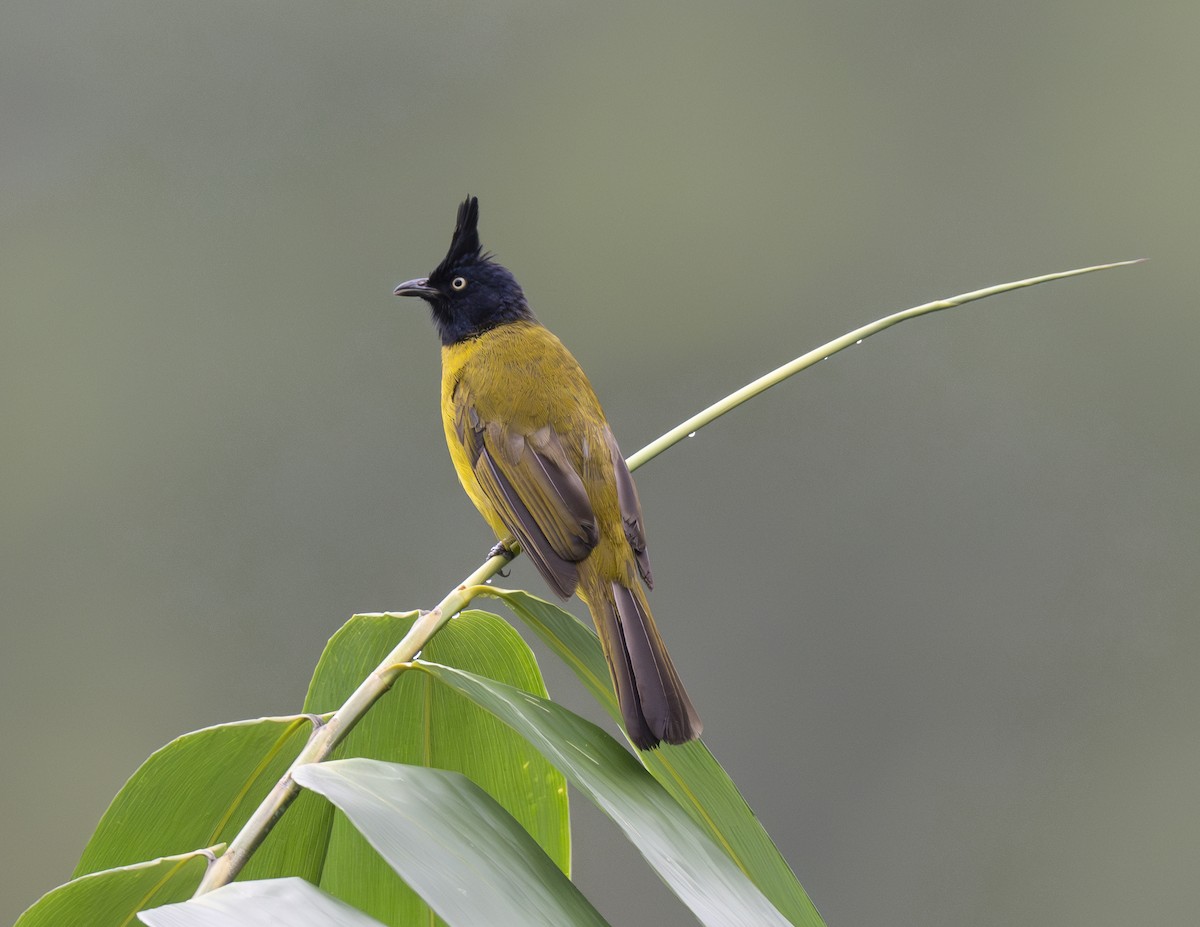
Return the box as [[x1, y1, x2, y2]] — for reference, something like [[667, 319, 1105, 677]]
[[626, 259, 1144, 471]]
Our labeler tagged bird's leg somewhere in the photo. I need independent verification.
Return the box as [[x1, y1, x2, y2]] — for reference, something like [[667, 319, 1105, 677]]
[[487, 537, 520, 577]]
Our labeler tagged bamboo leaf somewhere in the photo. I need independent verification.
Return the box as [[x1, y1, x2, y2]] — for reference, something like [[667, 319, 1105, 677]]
[[415, 661, 796, 927], [301, 610, 569, 926], [69, 608, 565, 927], [139, 877, 386, 927], [73, 717, 321, 882], [17, 849, 215, 927], [295, 760, 609, 927], [481, 588, 824, 926]]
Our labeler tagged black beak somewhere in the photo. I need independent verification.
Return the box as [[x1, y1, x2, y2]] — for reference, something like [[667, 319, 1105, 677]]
[[393, 277, 438, 299]]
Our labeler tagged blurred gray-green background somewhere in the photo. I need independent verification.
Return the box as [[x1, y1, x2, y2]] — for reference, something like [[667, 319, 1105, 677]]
[[4, 2, 1197, 925]]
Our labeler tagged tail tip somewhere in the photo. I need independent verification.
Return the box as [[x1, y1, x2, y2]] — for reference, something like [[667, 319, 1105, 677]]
[[628, 716, 703, 751]]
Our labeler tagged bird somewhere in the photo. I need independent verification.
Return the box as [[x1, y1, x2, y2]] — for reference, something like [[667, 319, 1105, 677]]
[[393, 196, 701, 749]]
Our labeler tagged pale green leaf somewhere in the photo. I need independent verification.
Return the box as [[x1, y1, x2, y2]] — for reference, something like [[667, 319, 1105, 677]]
[[301, 610, 569, 926], [415, 661, 794, 927], [139, 877, 386, 927], [295, 760, 609, 927], [482, 588, 825, 926]]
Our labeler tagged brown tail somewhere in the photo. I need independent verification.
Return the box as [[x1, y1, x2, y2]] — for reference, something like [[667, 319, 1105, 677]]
[[579, 572, 702, 750]]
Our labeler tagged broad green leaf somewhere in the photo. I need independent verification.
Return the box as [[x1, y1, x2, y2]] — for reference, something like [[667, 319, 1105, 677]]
[[70, 608, 565, 925], [415, 661, 793, 927], [295, 759, 610, 927], [481, 588, 824, 927], [139, 877, 386, 927], [74, 716, 324, 883], [17, 849, 214, 927], [302, 610, 569, 927]]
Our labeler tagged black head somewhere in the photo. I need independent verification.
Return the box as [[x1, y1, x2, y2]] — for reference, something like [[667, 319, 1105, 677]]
[[393, 196, 534, 346]]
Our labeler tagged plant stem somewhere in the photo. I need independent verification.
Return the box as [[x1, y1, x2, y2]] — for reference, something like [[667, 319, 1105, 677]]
[[192, 553, 508, 894], [626, 259, 1144, 471]]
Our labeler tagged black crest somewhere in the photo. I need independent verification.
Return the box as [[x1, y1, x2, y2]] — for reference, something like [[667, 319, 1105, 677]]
[[430, 195, 486, 283]]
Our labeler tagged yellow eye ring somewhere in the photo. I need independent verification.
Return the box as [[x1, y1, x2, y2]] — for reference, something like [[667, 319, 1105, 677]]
[[451, 276, 468, 291]]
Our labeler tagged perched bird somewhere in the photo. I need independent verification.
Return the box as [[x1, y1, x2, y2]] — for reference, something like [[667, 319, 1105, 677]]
[[394, 196, 701, 749]]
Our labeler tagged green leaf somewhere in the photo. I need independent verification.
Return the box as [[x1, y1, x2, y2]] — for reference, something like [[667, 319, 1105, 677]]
[[139, 877, 387, 926], [301, 610, 569, 926], [69, 608, 565, 926], [415, 661, 794, 927], [638, 741, 825, 924], [295, 759, 610, 927], [482, 588, 825, 927], [74, 716, 323, 882], [17, 849, 214, 927]]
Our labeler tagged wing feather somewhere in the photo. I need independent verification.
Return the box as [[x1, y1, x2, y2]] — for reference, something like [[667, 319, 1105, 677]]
[[453, 395, 599, 598], [605, 427, 652, 587]]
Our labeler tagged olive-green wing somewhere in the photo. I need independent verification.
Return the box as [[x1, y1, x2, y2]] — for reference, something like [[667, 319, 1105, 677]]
[[454, 401, 599, 598]]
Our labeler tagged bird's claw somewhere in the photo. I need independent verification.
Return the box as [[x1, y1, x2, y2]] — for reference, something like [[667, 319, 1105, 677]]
[[487, 539, 517, 577], [487, 539, 517, 562]]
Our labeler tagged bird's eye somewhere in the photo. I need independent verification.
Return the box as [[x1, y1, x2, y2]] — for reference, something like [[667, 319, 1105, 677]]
[[451, 276, 468, 291]]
